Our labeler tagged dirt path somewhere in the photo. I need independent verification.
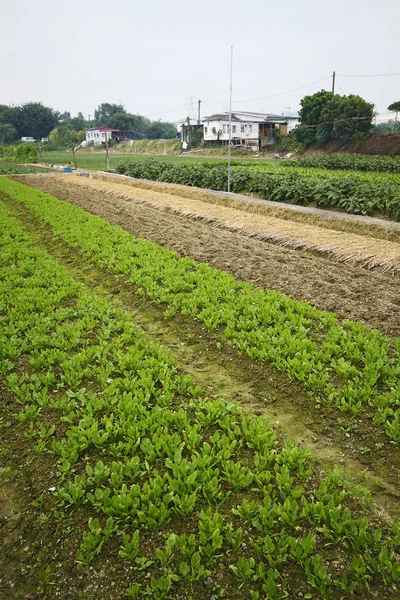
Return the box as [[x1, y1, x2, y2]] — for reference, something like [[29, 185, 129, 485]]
[[17, 175, 400, 338]]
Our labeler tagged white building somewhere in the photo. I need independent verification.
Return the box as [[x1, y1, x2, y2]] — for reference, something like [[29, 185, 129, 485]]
[[85, 127, 121, 146], [203, 112, 299, 150]]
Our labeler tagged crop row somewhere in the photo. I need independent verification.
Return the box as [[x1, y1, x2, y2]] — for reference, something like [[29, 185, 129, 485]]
[[115, 159, 400, 220], [2, 178, 400, 446], [283, 153, 400, 174], [0, 162, 45, 174], [1, 199, 400, 599]]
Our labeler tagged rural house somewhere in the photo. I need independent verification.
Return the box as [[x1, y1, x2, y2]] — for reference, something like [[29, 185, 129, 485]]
[[85, 126, 122, 146], [203, 111, 299, 150]]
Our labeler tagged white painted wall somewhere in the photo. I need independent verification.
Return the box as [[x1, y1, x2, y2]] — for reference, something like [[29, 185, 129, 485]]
[[203, 119, 259, 141], [286, 118, 299, 134], [85, 130, 113, 145]]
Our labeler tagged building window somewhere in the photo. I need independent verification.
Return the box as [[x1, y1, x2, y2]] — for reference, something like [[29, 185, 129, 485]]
[[204, 127, 208, 134], [248, 124, 253, 132], [212, 127, 217, 135], [232, 125, 236, 133], [223, 124, 227, 133], [241, 125, 244, 133]]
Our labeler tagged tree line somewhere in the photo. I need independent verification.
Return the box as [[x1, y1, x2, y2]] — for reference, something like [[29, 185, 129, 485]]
[[0, 102, 177, 146], [293, 91, 400, 146]]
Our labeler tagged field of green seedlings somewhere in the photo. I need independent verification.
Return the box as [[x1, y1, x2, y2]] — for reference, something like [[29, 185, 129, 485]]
[[1, 177, 400, 599], [2, 177, 400, 442]]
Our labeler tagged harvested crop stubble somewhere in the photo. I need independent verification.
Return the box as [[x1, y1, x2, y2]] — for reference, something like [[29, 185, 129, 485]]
[[59, 174, 400, 273], [94, 175, 400, 244]]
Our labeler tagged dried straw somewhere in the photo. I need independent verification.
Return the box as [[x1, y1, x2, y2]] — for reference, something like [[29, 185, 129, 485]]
[[53, 174, 400, 273]]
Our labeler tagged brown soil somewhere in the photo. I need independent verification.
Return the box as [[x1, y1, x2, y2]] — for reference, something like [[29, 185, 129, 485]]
[[324, 134, 400, 156], [17, 175, 400, 339]]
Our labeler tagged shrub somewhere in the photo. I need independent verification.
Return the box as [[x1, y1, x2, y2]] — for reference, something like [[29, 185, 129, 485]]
[[4, 143, 38, 164]]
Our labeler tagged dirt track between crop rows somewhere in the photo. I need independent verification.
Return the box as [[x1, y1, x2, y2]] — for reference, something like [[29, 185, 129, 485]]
[[18, 174, 400, 338]]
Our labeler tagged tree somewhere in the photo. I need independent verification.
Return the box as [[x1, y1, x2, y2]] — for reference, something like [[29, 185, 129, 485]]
[[12, 103, 58, 140], [294, 90, 374, 145], [59, 111, 71, 123], [77, 111, 84, 119], [147, 121, 177, 139], [107, 112, 136, 132], [107, 112, 152, 139], [375, 120, 400, 135], [388, 101, 400, 133], [0, 104, 14, 125], [49, 124, 76, 149], [70, 116, 88, 131], [0, 123, 17, 144], [94, 103, 125, 126]]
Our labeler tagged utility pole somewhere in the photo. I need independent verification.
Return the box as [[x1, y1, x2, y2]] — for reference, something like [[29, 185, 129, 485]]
[[104, 132, 110, 171], [71, 144, 77, 169], [197, 100, 201, 125], [332, 71, 336, 96], [38, 142, 43, 164], [227, 46, 233, 194]]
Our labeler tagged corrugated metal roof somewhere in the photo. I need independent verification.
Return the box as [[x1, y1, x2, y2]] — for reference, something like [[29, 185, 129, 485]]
[[86, 127, 121, 132]]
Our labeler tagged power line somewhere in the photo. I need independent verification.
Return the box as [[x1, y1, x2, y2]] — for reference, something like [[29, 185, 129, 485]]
[[146, 105, 188, 118], [204, 76, 332, 105], [337, 71, 400, 78]]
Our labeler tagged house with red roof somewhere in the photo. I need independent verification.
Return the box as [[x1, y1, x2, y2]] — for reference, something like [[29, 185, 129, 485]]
[[85, 126, 122, 146]]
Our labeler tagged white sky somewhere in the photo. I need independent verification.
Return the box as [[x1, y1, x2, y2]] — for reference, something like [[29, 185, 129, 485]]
[[1, 0, 399, 123]]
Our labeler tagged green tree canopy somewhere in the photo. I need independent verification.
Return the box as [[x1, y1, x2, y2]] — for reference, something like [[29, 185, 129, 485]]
[[94, 103, 125, 126], [49, 124, 76, 149], [146, 121, 177, 139], [294, 91, 374, 145], [388, 102, 400, 133], [60, 111, 71, 123], [388, 101, 400, 113], [107, 112, 136, 132], [0, 123, 18, 144], [11, 103, 58, 140], [107, 112, 152, 139], [70, 116, 89, 131]]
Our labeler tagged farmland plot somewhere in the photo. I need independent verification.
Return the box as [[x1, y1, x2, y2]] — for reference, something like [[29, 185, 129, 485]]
[[1, 178, 400, 599]]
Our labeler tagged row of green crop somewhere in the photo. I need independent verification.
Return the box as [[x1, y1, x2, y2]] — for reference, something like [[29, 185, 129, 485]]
[[0, 161, 45, 174], [2, 202, 399, 598], [115, 159, 400, 219], [3, 178, 400, 446], [283, 153, 400, 174]]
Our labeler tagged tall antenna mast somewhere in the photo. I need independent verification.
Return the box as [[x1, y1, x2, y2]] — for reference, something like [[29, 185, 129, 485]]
[[228, 46, 233, 193]]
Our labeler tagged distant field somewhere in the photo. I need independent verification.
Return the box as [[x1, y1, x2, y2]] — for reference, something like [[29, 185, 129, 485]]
[[41, 151, 234, 170]]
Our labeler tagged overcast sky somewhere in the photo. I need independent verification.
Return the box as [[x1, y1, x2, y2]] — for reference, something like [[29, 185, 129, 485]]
[[1, 0, 399, 123]]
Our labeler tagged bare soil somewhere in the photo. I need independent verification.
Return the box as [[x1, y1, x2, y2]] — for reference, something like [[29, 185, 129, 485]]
[[17, 175, 400, 338]]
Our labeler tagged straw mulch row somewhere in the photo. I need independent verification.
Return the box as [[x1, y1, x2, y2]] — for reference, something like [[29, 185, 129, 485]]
[[70, 174, 400, 273]]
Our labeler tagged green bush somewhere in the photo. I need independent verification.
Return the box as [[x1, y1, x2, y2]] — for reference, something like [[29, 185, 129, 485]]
[[4, 143, 38, 164]]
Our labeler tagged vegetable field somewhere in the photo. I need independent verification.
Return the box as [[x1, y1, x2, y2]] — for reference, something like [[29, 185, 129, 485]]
[[115, 158, 400, 220], [1, 175, 400, 599], [0, 162, 49, 175], [284, 153, 400, 174]]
